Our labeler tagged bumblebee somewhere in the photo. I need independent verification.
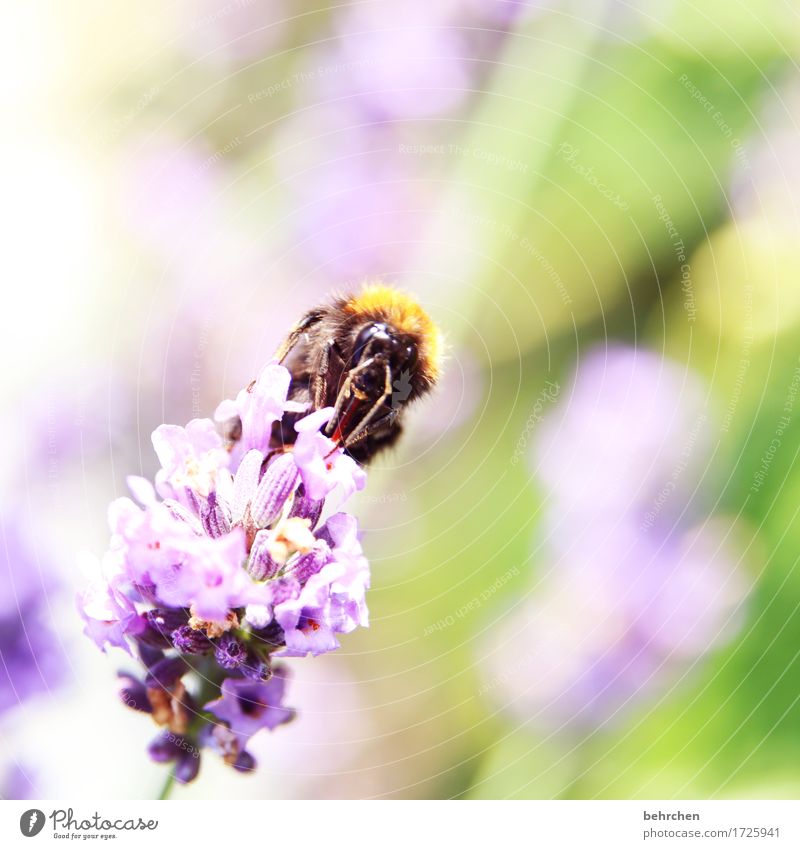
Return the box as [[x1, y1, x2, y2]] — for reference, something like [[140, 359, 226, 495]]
[[271, 284, 443, 463]]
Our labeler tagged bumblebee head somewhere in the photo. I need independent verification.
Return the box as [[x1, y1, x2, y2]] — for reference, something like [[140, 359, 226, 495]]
[[322, 285, 443, 448], [342, 284, 443, 393]]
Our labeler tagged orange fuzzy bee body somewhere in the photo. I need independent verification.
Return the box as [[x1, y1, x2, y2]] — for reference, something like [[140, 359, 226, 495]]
[[273, 284, 443, 463]]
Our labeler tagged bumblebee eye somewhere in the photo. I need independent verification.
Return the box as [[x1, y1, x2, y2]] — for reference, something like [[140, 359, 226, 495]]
[[350, 323, 386, 367], [405, 343, 419, 370]]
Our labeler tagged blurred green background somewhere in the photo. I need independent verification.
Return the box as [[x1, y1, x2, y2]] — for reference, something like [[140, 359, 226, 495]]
[[4, 0, 800, 799]]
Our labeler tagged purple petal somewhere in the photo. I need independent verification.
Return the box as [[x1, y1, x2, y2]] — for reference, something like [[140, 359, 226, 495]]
[[294, 407, 335, 434], [230, 449, 264, 524]]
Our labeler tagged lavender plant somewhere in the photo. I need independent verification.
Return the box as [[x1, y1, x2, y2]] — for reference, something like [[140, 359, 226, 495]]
[[1, 518, 65, 798], [78, 362, 369, 787]]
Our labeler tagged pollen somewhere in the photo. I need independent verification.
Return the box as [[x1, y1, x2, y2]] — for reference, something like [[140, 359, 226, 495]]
[[174, 452, 224, 499], [344, 283, 444, 380], [267, 516, 316, 564], [188, 608, 239, 638]]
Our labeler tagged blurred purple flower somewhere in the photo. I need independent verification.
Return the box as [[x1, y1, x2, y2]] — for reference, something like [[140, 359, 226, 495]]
[[120, 139, 224, 260], [175, 0, 288, 66], [449, 0, 545, 25], [116, 137, 282, 427], [270, 102, 432, 280], [2, 764, 40, 801], [21, 368, 132, 474], [533, 345, 708, 524], [484, 346, 750, 729], [335, 2, 472, 121], [291, 159, 428, 279], [0, 518, 64, 715], [487, 518, 749, 728]]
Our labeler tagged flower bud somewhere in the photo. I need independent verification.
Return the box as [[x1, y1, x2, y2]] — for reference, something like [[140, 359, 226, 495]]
[[250, 453, 299, 528], [288, 483, 324, 529], [214, 633, 247, 669]]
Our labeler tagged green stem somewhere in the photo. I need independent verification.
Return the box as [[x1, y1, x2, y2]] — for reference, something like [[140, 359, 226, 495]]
[[158, 772, 176, 801]]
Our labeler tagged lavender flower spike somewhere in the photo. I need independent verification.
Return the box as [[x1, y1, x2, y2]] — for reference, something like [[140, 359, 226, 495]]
[[79, 361, 372, 786]]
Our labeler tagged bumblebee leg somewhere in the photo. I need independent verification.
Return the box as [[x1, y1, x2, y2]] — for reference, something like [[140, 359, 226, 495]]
[[328, 340, 347, 368], [345, 421, 403, 463], [325, 375, 353, 435], [273, 308, 325, 363], [342, 363, 393, 447], [310, 339, 333, 409], [323, 355, 378, 435], [343, 406, 400, 452]]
